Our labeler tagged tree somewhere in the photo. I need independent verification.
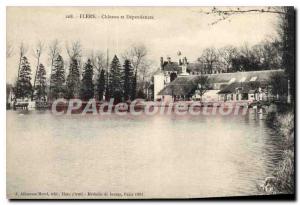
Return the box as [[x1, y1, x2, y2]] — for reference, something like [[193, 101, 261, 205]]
[[200, 7, 286, 26], [231, 54, 259, 72], [251, 41, 282, 70], [123, 44, 152, 95], [65, 41, 83, 98], [194, 76, 210, 102], [123, 44, 147, 74], [17, 42, 28, 81], [123, 59, 134, 101], [65, 58, 80, 99], [218, 46, 238, 72], [35, 63, 47, 101], [198, 48, 219, 74], [263, 40, 282, 69], [270, 72, 288, 100], [131, 71, 137, 100], [202, 6, 295, 102], [90, 50, 106, 73], [80, 59, 94, 101], [96, 69, 106, 101], [66, 41, 82, 60], [280, 7, 295, 103], [49, 39, 61, 96], [32, 41, 44, 100], [15, 56, 32, 99], [109, 55, 123, 102], [50, 55, 65, 99], [6, 41, 13, 58], [90, 50, 108, 101]]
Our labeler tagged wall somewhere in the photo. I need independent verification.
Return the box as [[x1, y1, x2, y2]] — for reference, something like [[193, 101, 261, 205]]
[[154, 74, 165, 100]]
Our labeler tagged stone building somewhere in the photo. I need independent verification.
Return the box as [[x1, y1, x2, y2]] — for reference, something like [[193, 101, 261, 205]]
[[156, 69, 285, 103]]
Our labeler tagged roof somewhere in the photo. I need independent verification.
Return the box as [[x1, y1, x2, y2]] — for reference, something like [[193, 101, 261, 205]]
[[162, 61, 202, 73], [158, 69, 284, 96], [162, 61, 180, 72], [165, 69, 284, 83], [158, 76, 198, 96], [152, 68, 164, 75], [217, 81, 261, 94]]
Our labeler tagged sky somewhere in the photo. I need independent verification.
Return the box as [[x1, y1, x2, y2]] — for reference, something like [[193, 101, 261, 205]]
[[6, 7, 281, 83]]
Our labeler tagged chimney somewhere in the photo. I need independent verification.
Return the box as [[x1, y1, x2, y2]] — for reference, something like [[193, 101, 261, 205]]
[[167, 57, 171, 63], [183, 57, 188, 65], [160, 57, 164, 70], [180, 57, 189, 76], [179, 59, 182, 65]]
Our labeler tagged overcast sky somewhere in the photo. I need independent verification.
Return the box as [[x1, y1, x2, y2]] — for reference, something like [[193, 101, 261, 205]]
[[7, 7, 280, 83]]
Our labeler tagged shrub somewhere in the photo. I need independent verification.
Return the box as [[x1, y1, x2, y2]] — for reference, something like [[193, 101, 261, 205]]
[[262, 111, 294, 194]]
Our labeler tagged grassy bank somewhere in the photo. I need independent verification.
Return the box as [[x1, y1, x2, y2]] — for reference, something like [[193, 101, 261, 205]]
[[262, 106, 294, 194]]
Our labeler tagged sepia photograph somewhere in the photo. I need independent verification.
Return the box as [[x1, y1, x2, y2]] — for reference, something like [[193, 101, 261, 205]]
[[6, 6, 295, 199]]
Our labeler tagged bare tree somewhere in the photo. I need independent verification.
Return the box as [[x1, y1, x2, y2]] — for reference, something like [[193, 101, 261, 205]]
[[218, 46, 238, 72], [239, 43, 253, 59], [252, 40, 282, 69], [49, 39, 61, 65], [123, 44, 152, 94], [17, 42, 28, 80], [198, 7, 295, 101], [199, 7, 286, 26], [123, 44, 147, 73], [6, 41, 14, 58], [90, 50, 106, 73], [198, 48, 219, 74], [66, 41, 82, 59], [138, 60, 154, 82], [32, 41, 45, 99], [66, 41, 82, 76], [194, 75, 211, 102]]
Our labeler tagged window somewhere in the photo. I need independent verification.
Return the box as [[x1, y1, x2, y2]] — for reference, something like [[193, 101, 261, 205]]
[[239, 77, 246, 82], [242, 93, 248, 100], [250, 76, 257, 81], [228, 78, 236, 83]]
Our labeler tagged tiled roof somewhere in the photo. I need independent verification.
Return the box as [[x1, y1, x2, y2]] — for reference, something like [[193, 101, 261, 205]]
[[158, 69, 284, 96], [217, 81, 260, 94], [162, 62, 180, 72], [157, 76, 198, 96]]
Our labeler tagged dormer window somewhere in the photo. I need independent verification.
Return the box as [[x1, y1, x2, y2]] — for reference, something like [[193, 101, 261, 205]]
[[239, 77, 246, 82], [228, 78, 236, 83], [235, 87, 242, 94]]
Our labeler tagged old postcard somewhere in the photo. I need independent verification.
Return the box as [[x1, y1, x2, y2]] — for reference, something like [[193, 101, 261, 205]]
[[6, 6, 295, 199]]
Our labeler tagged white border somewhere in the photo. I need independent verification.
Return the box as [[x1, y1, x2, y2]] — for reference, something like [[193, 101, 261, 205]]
[[1, 1, 299, 204]]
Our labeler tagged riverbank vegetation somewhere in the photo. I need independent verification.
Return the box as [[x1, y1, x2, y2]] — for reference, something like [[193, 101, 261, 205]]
[[203, 7, 295, 195], [263, 106, 294, 194]]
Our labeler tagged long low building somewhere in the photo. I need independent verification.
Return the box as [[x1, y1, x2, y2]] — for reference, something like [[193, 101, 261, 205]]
[[156, 69, 286, 103]]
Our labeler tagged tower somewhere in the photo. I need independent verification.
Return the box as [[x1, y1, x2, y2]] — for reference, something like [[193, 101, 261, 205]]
[[154, 57, 166, 100], [180, 57, 189, 76]]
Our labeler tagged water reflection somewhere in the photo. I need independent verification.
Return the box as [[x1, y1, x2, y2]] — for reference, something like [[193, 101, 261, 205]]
[[6, 109, 283, 198]]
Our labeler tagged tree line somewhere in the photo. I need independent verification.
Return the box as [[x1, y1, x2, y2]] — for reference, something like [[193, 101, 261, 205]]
[[11, 41, 151, 103], [200, 6, 295, 102], [196, 40, 282, 74]]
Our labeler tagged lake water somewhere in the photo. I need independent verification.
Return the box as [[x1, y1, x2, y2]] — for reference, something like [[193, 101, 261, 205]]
[[6, 109, 283, 198]]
